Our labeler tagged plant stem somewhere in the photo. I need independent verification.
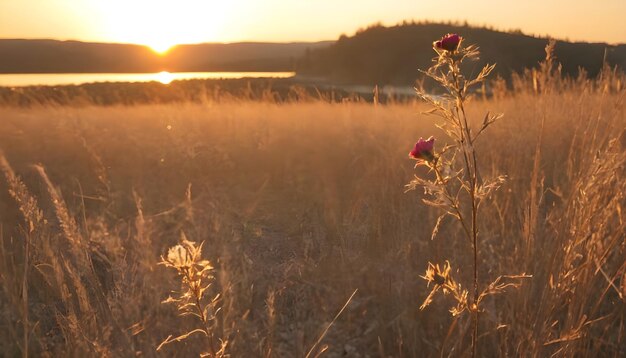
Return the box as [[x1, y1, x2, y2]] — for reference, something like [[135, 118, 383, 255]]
[[22, 234, 29, 358], [461, 104, 479, 358], [452, 60, 479, 358], [432, 163, 472, 243], [187, 269, 217, 357]]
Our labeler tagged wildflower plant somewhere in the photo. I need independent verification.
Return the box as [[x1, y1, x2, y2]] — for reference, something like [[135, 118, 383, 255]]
[[420, 261, 469, 317], [158, 235, 225, 357], [407, 34, 530, 356]]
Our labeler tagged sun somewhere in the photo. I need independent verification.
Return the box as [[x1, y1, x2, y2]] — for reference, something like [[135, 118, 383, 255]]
[[148, 41, 175, 55], [95, 0, 230, 55]]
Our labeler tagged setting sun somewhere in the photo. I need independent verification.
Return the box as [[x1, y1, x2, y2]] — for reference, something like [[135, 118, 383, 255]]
[[91, 0, 230, 49], [148, 42, 175, 55]]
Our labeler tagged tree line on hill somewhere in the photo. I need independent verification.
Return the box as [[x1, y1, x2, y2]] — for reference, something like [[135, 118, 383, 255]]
[[295, 22, 626, 85]]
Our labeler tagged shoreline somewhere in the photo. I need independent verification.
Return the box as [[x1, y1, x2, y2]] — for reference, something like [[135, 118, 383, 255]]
[[0, 76, 419, 106]]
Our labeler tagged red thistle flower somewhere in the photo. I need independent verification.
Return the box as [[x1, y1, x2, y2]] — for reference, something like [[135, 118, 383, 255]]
[[409, 136, 435, 162], [434, 34, 462, 52]]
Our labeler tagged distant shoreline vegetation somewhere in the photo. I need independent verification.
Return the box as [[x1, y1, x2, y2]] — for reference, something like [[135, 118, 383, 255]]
[[0, 78, 379, 107], [1, 48, 624, 107]]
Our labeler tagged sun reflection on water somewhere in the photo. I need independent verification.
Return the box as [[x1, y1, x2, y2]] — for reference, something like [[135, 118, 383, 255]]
[[155, 71, 174, 84]]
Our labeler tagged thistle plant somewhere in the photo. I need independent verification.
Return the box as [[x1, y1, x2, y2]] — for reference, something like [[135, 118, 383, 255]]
[[407, 34, 530, 356], [158, 236, 225, 357]]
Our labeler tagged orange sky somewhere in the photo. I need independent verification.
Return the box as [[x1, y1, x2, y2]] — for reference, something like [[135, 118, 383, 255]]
[[1, 0, 624, 52]]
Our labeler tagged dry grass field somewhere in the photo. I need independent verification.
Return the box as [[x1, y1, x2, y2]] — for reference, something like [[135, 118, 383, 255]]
[[0, 63, 624, 356]]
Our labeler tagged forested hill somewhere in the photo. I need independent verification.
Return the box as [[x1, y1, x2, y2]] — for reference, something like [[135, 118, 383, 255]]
[[0, 40, 332, 73], [295, 23, 626, 85]]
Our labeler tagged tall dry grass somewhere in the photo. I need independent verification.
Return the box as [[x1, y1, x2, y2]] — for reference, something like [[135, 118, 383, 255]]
[[0, 61, 624, 356]]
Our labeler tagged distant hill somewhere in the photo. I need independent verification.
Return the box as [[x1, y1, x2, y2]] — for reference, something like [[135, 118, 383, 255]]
[[296, 23, 626, 85], [164, 42, 333, 72], [0, 39, 332, 73], [0, 40, 160, 73]]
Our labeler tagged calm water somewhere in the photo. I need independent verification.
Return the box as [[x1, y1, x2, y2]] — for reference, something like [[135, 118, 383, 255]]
[[0, 71, 295, 87]]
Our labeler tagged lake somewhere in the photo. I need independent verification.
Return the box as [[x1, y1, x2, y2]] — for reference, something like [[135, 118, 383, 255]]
[[0, 71, 295, 87]]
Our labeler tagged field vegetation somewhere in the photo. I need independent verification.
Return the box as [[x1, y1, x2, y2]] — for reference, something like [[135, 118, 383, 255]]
[[0, 43, 624, 357]]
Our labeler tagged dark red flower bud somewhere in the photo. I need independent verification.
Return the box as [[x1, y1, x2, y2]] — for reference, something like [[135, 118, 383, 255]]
[[434, 34, 461, 52], [409, 136, 435, 162]]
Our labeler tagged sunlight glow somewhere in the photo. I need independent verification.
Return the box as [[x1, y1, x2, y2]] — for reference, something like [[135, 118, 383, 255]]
[[155, 71, 174, 84], [1, 0, 625, 45], [93, 0, 230, 48], [149, 42, 175, 55]]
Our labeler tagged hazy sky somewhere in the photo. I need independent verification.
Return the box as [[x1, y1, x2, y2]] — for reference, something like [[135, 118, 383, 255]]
[[1, 0, 624, 52]]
